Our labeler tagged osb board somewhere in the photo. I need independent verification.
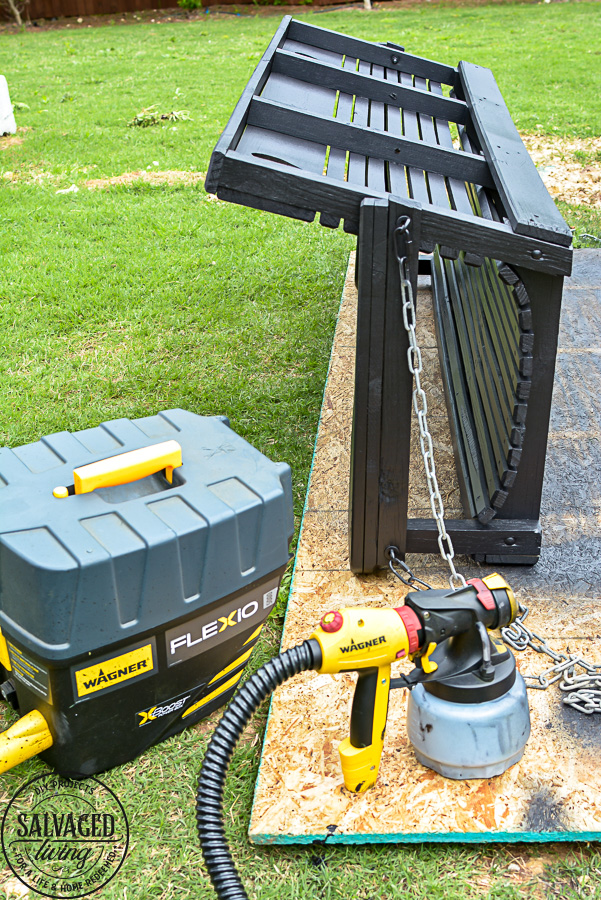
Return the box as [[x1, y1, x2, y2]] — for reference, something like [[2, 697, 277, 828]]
[[250, 250, 601, 844]]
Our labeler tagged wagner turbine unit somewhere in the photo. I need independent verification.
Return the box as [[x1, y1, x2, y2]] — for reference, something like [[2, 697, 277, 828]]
[[0, 409, 293, 776]]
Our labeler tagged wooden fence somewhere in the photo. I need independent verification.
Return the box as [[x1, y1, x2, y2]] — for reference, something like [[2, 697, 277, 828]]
[[12, 0, 342, 23]]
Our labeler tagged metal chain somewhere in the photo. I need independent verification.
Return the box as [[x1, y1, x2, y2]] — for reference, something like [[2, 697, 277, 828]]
[[501, 605, 601, 714], [395, 218, 466, 591], [387, 547, 432, 591], [393, 217, 598, 713]]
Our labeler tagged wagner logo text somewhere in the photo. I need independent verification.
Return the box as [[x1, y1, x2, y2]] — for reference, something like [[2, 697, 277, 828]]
[[339, 635, 387, 654]]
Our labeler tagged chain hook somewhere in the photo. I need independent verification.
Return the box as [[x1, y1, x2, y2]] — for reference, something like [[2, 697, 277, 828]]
[[387, 546, 432, 591], [394, 216, 412, 280], [394, 216, 411, 242]]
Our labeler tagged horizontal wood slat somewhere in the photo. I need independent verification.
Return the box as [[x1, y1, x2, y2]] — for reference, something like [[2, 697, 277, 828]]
[[272, 49, 470, 124], [406, 518, 541, 556], [288, 18, 459, 86], [248, 97, 495, 187]]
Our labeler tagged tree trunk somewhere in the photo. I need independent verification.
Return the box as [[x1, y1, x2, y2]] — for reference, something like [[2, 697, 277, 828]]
[[4, 0, 23, 26]]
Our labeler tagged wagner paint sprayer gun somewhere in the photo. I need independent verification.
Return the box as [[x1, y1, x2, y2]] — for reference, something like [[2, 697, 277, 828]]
[[196, 573, 531, 900]]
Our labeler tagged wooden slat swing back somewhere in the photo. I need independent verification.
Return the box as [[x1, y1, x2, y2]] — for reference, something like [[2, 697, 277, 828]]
[[206, 17, 573, 571]]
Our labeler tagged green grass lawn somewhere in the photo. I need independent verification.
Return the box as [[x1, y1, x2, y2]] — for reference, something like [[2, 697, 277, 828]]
[[1, 3, 601, 898]]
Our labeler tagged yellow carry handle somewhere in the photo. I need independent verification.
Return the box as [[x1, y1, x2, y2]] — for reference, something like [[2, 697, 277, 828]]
[[53, 440, 183, 498], [0, 710, 53, 774]]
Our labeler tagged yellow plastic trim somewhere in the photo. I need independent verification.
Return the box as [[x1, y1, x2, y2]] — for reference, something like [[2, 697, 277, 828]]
[[243, 624, 263, 646], [482, 573, 509, 591], [491, 637, 506, 654], [53, 486, 69, 499], [181, 670, 244, 720], [483, 573, 517, 621], [208, 648, 253, 686], [0, 710, 53, 774], [339, 739, 380, 793], [72, 440, 182, 495], [0, 628, 11, 672], [421, 642, 439, 674]]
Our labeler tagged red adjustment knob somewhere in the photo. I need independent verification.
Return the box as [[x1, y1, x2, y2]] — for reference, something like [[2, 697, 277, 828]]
[[394, 606, 421, 654], [320, 611, 344, 633]]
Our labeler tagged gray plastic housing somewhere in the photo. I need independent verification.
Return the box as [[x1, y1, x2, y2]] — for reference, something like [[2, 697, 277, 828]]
[[406, 673, 531, 779], [0, 409, 293, 661]]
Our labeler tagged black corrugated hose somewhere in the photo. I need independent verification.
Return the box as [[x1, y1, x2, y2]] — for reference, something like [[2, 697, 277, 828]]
[[196, 639, 323, 900]]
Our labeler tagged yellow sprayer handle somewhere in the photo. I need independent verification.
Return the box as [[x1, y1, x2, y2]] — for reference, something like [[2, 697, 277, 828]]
[[53, 440, 183, 498], [339, 664, 391, 793], [0, 710, 53, 774]]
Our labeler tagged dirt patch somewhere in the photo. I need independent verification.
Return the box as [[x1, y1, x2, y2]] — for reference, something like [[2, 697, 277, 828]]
[[0, 127, 31, 150], [1, 877, 30, 899], [64, 329, 128, 360], [2, 166, 57, 184], [84, 169, 205, 189], [474, 846, 594, 899], [522, 134, 601, 208], [0, 135, 22, 149], [503, 848, 601, 898], [504, 850, 559, 896]]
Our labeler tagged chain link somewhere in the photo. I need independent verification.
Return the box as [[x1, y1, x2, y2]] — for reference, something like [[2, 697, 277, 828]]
[[501, 604, 566, 662], [561, 668, 601, 714], [395, 219, 466, 591], [501, 605, 601, 714], [387, 546, 432, 591]]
